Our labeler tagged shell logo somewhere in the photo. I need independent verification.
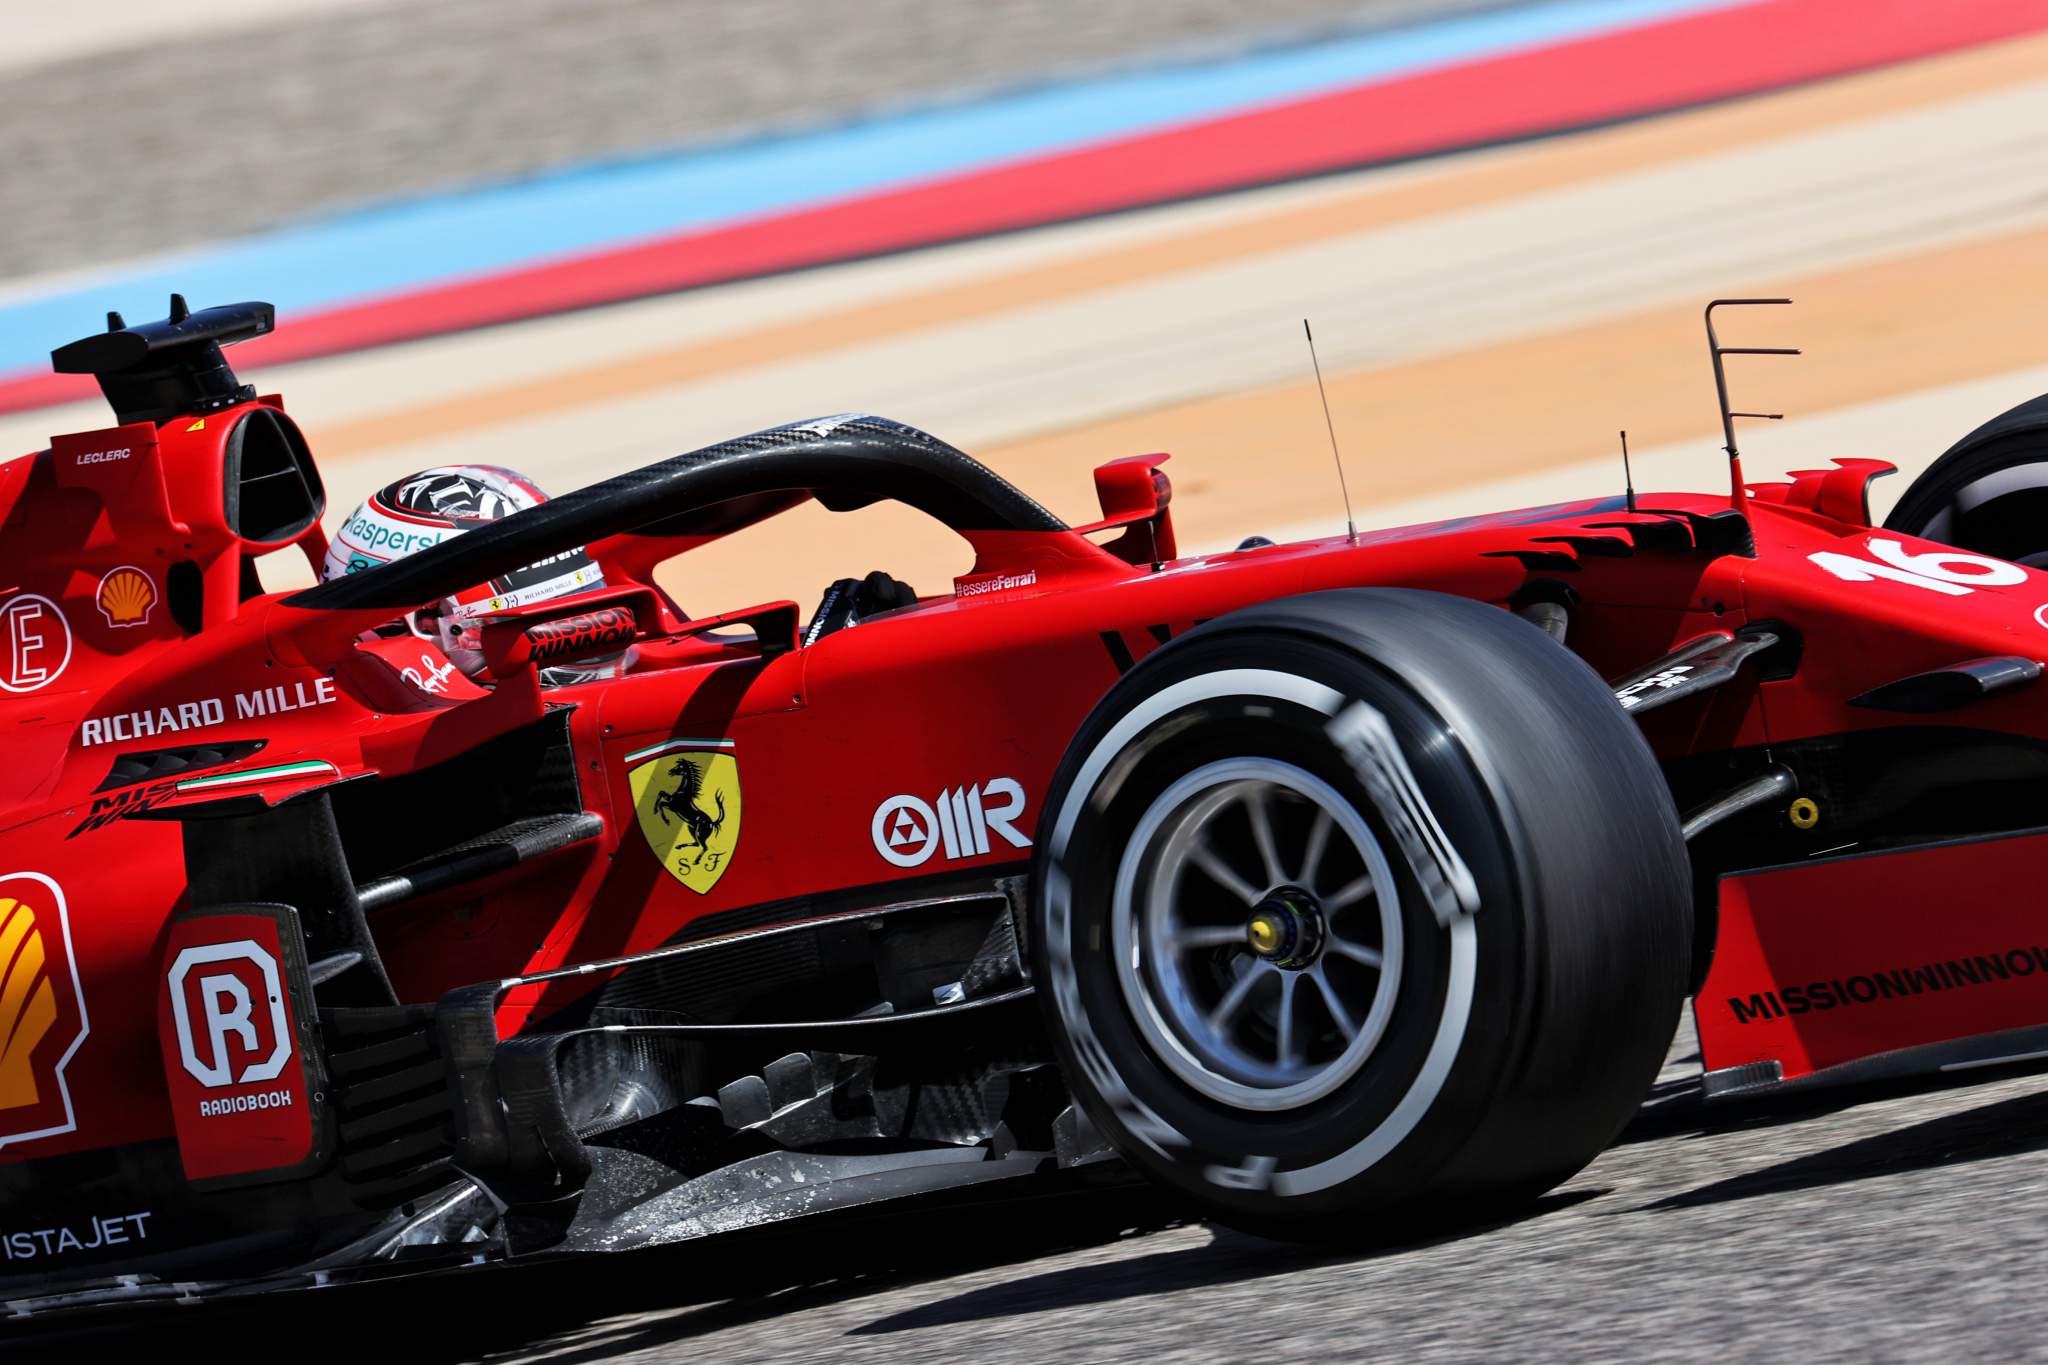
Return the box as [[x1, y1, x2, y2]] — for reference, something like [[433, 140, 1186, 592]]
[[95, 566, 157, 629], [0, 874, 87, 1149]]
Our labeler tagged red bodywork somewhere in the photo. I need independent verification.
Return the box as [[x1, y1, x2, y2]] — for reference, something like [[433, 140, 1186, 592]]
[[2, 393, 2046, 1194]]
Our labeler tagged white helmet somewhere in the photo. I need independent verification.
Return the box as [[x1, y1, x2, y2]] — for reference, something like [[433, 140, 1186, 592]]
[[322, 464, 603, 675]]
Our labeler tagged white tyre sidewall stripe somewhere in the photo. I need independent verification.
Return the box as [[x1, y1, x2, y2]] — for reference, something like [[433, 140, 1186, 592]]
[[1045, 666, 1478, 1196]]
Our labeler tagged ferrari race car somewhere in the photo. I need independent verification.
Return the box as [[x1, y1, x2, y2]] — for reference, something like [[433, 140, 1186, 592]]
[[2, 295, 2047, 1312]]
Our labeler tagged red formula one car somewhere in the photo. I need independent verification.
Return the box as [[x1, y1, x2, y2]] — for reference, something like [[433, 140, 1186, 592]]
[[2, 296, 2047, 1310]]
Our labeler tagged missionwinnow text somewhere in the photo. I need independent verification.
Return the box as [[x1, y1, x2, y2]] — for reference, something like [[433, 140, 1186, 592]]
[[1727, 945, 2048, 1024]]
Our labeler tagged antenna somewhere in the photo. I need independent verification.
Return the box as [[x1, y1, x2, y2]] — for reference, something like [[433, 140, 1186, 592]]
[[1304, 320, 1357, 544], [1704, 298, 1800, 510], [1619, 429, 1636, 514]]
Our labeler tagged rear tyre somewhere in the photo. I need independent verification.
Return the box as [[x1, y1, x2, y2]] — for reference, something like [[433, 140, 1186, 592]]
[[1031, 588, 1689, 1240], [1885, 392, 2048, 562]]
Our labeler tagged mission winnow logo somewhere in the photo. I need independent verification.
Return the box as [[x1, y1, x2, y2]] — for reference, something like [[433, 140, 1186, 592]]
[[1726, 943, 2048, 1024]]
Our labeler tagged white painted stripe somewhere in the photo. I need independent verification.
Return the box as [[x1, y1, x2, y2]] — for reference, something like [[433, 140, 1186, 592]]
[[0, 0, 392, 75]]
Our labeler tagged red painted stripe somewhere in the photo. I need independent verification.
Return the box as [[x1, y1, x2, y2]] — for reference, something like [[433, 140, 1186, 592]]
[[4, 0, 2043, 418]]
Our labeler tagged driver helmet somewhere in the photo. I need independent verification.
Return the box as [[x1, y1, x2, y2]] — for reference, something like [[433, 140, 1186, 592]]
[[322, 464, 603, 676]]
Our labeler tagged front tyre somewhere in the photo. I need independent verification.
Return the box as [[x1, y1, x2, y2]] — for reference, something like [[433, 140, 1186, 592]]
[[1884, 391, 2048, 561], [1032, 589, 1689, 1240]]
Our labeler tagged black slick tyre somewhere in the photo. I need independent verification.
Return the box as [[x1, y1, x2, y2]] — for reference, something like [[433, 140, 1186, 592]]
[[1031, 588, 1689, 1240], [1885, 392, 2048, 562]]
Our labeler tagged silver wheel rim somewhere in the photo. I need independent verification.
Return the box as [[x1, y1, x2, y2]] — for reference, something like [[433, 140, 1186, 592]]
[[1112, 758, 1403, 1112]]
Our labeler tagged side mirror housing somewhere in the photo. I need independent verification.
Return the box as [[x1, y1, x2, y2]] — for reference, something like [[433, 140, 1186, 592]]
[[1076, 453, 1176, 566]]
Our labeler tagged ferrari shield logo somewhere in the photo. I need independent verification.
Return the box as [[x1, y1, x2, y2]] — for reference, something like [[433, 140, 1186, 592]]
[[629, 742, 742, 894]]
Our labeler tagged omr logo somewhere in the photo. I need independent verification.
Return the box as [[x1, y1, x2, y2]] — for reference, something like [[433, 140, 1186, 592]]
[[0, 874, 89, 1151], [167, 942, 292, 1090], [871, 778, 1032, 868]]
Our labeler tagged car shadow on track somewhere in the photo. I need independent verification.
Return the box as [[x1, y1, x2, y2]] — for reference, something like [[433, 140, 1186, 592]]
[[1643, 1084, 2048, 1212], [841, 1192, 1600, 1338], [0, 1181, 1185, 1365], [0, 1182, 1599, 1363], [1617, 1053, 2048, 1148], [19, 1062, 2043, 1360]]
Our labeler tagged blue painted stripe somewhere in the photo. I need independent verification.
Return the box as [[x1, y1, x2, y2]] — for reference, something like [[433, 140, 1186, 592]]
[[0, 0, 1737, 375]]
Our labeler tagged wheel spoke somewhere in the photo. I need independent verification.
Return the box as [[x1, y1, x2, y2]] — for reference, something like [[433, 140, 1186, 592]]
[[1310, 966, 1359, 1042], [1326, 935, 1384, 968], [1325, 874, 1377, 913], [1172, 924, 1249, 951], [1275, 973, 1299, 1067], [1124, 756, 1407, 1107], [1244, 786, 1284, 891], [1299, 807, 1334, 889], [1190, 840, 1261, 905], [1206, 962, 1271, 1031]]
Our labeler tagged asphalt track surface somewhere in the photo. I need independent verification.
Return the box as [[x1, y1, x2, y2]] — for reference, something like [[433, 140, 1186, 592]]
[[11, 1020, 2048, 1362]]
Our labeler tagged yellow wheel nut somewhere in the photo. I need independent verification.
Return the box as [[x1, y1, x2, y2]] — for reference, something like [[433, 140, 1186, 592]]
[[1246, 915, 1284, 955], [1788, 797, 1820, 830]]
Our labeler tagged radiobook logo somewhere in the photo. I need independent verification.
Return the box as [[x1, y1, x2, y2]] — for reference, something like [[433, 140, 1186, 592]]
[[167, 941, 293, 1091]]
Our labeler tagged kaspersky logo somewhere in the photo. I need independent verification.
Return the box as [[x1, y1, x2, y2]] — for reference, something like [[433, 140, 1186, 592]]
[[0, 874, 89, 1150]]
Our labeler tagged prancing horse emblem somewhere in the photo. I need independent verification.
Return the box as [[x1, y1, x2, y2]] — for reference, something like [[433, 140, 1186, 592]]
[[651, 758, 727, 864], [628, 743, 743, 894]]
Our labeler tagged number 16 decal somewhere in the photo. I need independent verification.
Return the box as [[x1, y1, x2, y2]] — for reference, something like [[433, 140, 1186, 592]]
[[1809, 539, 2026, 597]]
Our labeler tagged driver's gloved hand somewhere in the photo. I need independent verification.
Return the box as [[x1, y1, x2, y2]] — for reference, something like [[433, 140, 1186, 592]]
[[804, 570, 918, 645]]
